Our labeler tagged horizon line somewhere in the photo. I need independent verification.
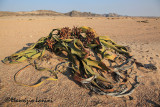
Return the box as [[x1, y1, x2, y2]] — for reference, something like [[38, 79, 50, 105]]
[[0, 9, 160, 17]]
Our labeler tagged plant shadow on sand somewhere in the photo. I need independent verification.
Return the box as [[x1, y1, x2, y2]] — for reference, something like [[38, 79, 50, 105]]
[[15, 43, 35, 53], [146, 100, 160, 107]]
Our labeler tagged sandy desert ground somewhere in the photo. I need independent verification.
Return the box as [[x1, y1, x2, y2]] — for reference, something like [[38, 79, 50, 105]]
[[0, 16, 160, 107]]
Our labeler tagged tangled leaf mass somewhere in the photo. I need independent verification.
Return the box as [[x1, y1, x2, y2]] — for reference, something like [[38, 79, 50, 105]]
[[2, 26, 157, 97]]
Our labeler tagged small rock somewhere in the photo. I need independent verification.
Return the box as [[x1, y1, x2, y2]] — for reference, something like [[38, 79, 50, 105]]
[[129, 96, 133, 100], [150, 57, 153, 59], [150, 82, 155, 85]]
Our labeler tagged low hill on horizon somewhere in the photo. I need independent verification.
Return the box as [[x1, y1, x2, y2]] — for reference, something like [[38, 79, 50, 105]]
[[0, 10, 121, 17], [64, 10, 103, 17]]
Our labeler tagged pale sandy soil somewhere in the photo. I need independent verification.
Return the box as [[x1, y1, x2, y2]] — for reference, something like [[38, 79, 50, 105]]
[[0, 16, 160, 107]]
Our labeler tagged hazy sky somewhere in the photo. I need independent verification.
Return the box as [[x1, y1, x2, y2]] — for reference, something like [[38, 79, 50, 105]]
[[0, 0, 160, 16]]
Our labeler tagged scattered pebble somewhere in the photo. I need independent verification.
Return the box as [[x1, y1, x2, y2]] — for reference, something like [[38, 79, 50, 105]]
[[129, 96, 133, 100], [156, 55, 159, 57], [150, 57, 153, 59], [150, 82, 155, 85]]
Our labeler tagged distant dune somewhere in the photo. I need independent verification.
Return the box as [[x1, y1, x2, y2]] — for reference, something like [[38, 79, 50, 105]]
[[16, 10, 65, 16], [0, 10, 120, 17], [0, 11, 19, 16], [0, 10, 65, 17]]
